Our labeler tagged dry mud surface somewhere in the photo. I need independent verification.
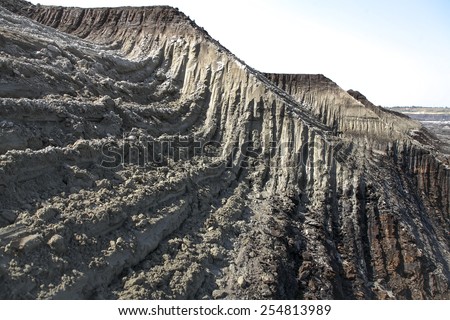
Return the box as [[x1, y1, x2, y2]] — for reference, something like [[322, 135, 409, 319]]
[[0, 1, 449, 299]]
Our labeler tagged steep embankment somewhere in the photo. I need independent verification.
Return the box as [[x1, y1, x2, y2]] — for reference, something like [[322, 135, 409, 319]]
[[266, 73, 449, 218], [348, 90, 450, 216], [264, 74, 422, 139], [0, 1, 449, 299]]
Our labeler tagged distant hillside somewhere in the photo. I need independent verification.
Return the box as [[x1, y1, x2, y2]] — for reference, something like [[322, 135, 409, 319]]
[[390, 107, 450, 154]]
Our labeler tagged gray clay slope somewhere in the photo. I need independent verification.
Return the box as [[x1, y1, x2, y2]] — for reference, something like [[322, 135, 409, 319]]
[[0, 1, 449, 299]]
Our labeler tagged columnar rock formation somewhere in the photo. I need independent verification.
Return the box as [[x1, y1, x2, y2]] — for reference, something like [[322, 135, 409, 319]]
[[0, 1, 449, 299]]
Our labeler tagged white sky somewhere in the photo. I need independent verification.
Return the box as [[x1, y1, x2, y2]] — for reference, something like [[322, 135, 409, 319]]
[[29, 0, 450, 107]]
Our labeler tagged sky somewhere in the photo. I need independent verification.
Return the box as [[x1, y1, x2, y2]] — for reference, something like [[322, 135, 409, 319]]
[[29, 0, 450, 107]]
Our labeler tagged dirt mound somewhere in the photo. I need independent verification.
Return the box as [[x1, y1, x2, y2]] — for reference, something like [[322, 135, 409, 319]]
[[0, 2, 449, 299]]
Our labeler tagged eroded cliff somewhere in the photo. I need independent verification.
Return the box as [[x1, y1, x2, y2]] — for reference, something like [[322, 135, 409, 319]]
[[0, 1, 449, 299]]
